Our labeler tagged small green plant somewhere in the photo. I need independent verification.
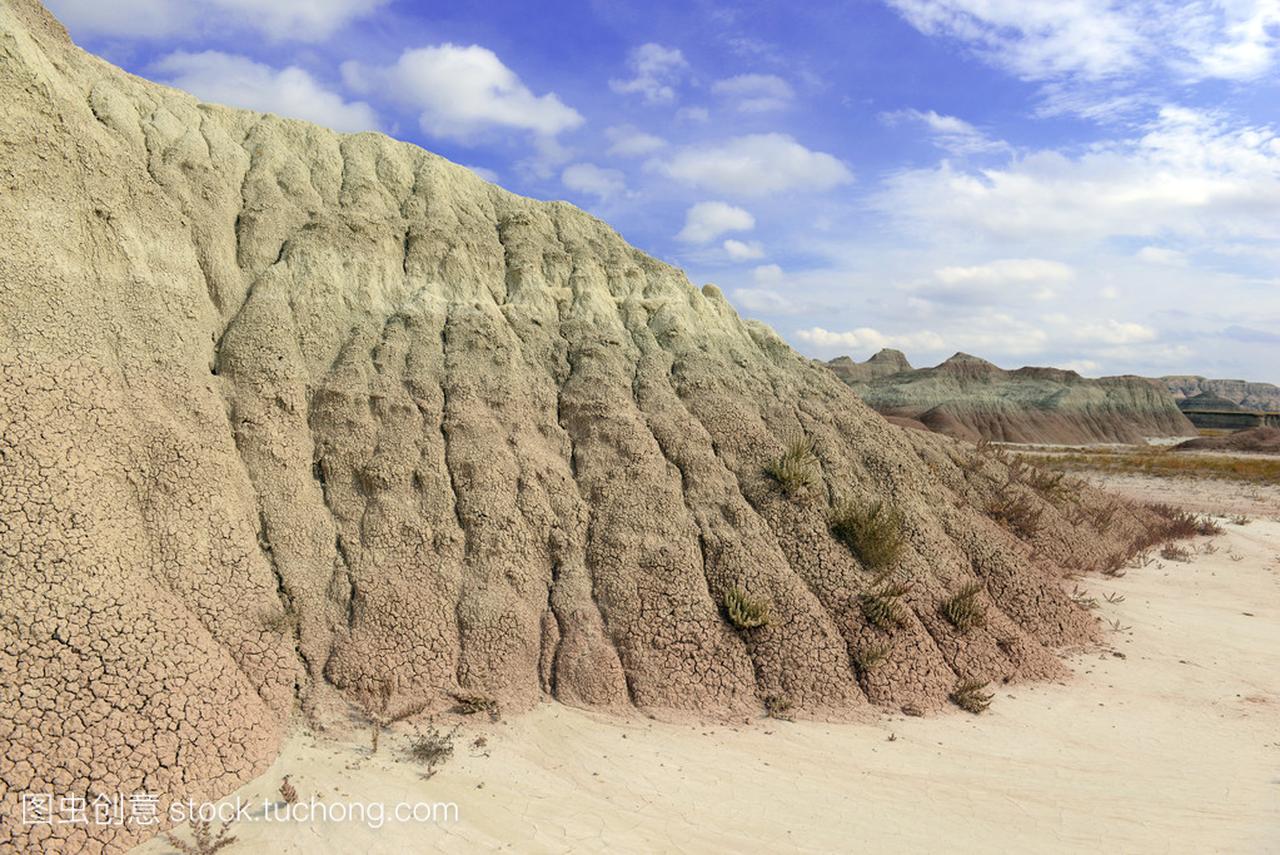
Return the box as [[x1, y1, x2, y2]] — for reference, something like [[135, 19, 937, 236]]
[[723, 586, 771, 629], [165, 818, 237, 855], [1103, 592, 1126, 604], [858, 574, 912, 630], [987, 491, 1042, 539], [950, 678, 993, 714], [939, 581, 985, 632], [851, 642, 889, 676], [408, 722, 460, 777], [764, 434, 820, 497], [452, 692, 500, 721], [763, 693, 794, 721], [829, 500, 905, 569]]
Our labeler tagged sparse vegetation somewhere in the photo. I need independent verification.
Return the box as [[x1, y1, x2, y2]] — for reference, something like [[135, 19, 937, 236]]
[[950, 678, 993, 714], [408, 722, 460, 777], [1103, 592, 1126, 604], [829, 499, 905, 569], [1028, 448, 1280, 485], [1069, 585, 1099, 609], [986, 491, 1042, 539], [279, 775, 297, 805], [165, 818, 237, 855], [764, 434, 820, 497], [851, 642, 889, 676], [1160, 543, 1193, 563], [723, 586, 771, 629], [357, 678, 427, 754], [452, 692, 500, 721], [763, 693, 794, 720], [1229, 514, 1252, 526], [859, 574, 913, 630], [939, 581, 985, 632]]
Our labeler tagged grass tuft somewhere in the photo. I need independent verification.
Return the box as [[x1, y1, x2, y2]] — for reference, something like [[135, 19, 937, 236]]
[[723, 586, 771, 630], [764, 434, 820, 497], [851, 642, 890, 676], [950, 678, 993, 714], [408, 722, 460, 778], [939, 581, 986, 632], [763, 693, 794, 721], [987, 491, 1043, 539], [858, 573, 913, 630], [829, 500, 905, 570]]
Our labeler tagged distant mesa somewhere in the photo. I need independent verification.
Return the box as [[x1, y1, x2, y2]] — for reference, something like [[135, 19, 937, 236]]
[[1162, 375, 1280, 414], [828, 349, 1197, 445]]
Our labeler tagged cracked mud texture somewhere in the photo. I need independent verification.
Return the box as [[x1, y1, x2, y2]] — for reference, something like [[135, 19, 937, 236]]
[[0, 2, 1179, 851]]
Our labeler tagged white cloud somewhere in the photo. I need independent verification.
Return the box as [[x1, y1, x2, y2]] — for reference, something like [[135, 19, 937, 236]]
[[343, 44, 582, 142], [1060, 359, 1102, 374], [711, 73, 795, 112], [676, 201, 755, 243], [877, 107, 1280, 243], [883, 109, 1008, 155], [653, 133, 853, 196], [885, 1, 1280, 116], [924, 257, 1073, 301], [753, 264, 784, 283], [605, 126, 667, 157], [152, 51, 378, 132], [731, 288, 806, 315], [794, 326, 947, 352], [723, 239, 766, 260], [1136, 245, 1189, 265], [561, 163, 625, 199], [1071, 319, 1158, 344], [609, 43, 688, 104], [676, 106, 711, 123], [48, 0, 386, 41]]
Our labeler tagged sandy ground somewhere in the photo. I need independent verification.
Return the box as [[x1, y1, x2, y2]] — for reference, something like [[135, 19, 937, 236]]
[[136, 515, 1280, 854]]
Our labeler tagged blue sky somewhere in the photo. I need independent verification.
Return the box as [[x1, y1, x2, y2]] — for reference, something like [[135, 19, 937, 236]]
[[49, 0, 1280, 382]]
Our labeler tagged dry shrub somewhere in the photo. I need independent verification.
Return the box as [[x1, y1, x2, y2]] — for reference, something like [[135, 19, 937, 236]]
[[950, 678, 993, 714], [764, 434, 820, 497], [165, 818, 237, 855], [452, 693, 500, 721], [408, 722, 459, 777], [279, 775, 297, 805], [1160, 543, 1193, 563], [763, 693, 794, 721], [358, 678, 427, 754], [939, 581, 986, 632], [723, 586, 771, 629], [987, 491, 1042, 539], [830, 500, 905, 570]]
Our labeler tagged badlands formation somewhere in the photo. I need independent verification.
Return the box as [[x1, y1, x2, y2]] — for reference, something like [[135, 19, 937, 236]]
[[0, 2, 1191, 851], [1163, 375, 1280, 413], [830, 350, 1197, 445]]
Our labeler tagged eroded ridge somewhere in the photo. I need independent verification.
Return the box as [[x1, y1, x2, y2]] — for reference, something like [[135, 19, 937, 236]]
[[0, 2, 1181, 851]]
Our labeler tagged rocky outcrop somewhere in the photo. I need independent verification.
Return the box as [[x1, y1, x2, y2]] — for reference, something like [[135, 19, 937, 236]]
[[1163, 376, 1280, 413], [831, 351, 1196, 445], [2, 3, 1182, 851], [826, 348, 912, 384]]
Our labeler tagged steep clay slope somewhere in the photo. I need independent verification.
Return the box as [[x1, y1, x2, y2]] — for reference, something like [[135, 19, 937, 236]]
[[1163, 375, 1280, 413], [832, 351, 1196, 444], [1, 3, 1180, 852]]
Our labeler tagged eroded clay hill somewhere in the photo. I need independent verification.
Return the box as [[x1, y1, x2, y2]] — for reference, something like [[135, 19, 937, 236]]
[[832, 351, 1197, 445], [1, 2, 1185, 851]]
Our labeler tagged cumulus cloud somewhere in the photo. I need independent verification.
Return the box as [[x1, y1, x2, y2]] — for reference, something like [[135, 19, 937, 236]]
[[1070, 319, 1158, 344], [676, 201, 755, 243], [885, 0, 1280, 116], [723, 239, 766, 260], [794, 326, 947, 352], [561, 163, 625, 199], [711, 73, 795, 112], [609, 43, 688, 104], [653, 133, 853, 196], [604, 125, 667, 158], [876, 107, 1280, 243], [152, 51, 378, 132], [882, 109, 1008, 154], [922, 258, 1073, 302], [731, 287, 806, 315], [1136, 245, 1188, 265], [343, 44, 582, 142], [49, 0, 386, 41]]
